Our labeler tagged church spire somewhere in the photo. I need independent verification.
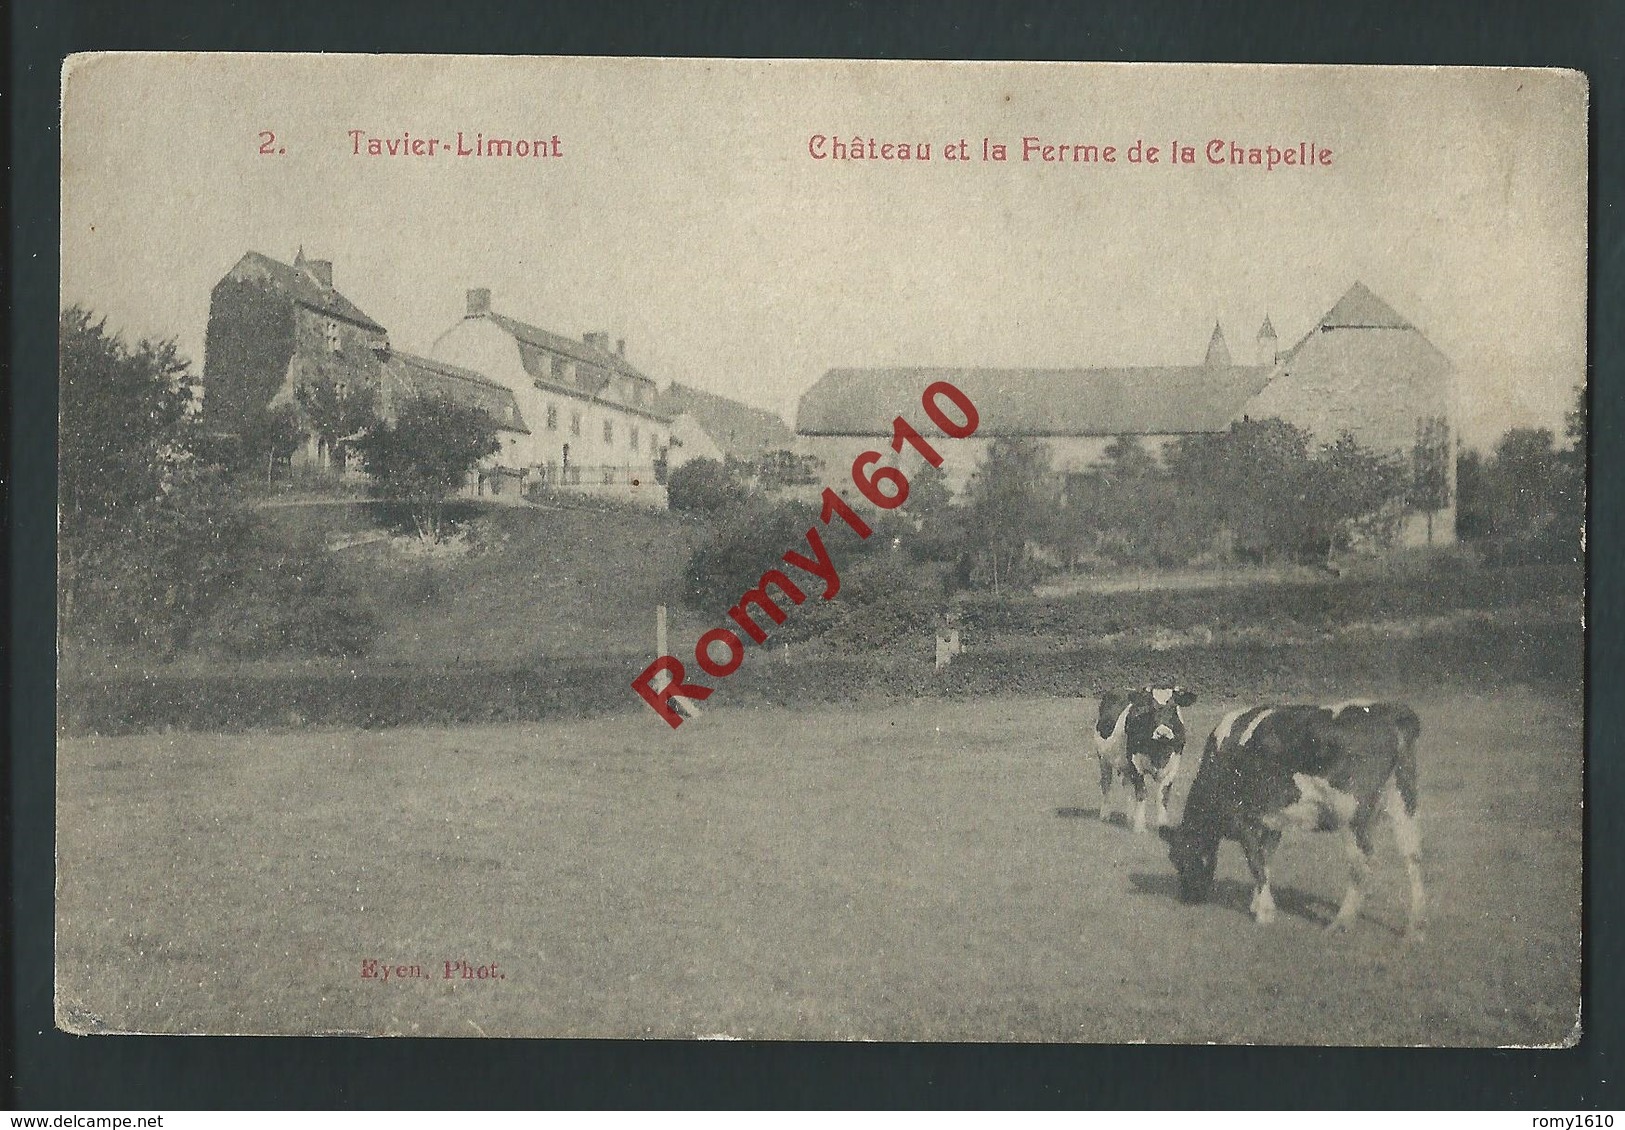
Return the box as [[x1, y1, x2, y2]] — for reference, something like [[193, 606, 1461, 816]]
[[1204, 321, 1231, 366]]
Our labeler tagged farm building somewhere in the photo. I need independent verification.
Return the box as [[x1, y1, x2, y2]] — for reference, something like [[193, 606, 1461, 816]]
[[652, 381, 798, 471], [202, 249, 394, 470], [794, 282, 1457, 544], [204, 251, 788, 508], [428, 288, 671, 505], [203, 251, 528, 486]]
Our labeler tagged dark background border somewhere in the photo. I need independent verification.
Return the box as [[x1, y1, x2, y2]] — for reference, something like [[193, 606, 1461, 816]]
[[10, 0, 1620, 1109]]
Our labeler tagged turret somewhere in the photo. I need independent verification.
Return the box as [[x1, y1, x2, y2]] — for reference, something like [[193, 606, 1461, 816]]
[[1257, 315, 1278, 366]]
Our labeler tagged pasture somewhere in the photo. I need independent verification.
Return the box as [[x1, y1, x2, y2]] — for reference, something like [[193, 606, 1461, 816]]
[[56, 687, 1580, 1044]]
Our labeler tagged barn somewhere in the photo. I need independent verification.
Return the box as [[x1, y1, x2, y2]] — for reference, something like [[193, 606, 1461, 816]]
[[793, 282, 1457, 545]]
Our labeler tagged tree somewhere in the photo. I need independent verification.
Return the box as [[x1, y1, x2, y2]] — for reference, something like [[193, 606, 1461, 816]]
[[1489, 427, 1563, 532], [1454, 448, 1493, 541], [1099, 434, 1161, 483], [231, 402, 306, 484], [1409, 415, 1452, 545], [294, 368, 377, 471], [962, 438, 1057, 593], [1168, 419, 1405, 565], [1302, 432, 1408, 559], [59, 306, 196, 534], [59, 306, 198, 625], [59, 306, 377, 658], [1188, 418, 1312, 563], [1092, 437, 1190, 566], [1558, 383, 1586, 542], [666, 457, 748, 515], [898, 462, 966, 565], [354, 394, 500, 542], [1458, 425, 1580, 564]]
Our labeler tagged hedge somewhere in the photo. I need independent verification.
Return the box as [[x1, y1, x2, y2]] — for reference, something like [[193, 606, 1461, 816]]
[[58, 619, 1577, 736]]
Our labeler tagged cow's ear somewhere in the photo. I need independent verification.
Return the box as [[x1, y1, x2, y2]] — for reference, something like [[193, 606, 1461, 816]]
[[1174, 689, 1198, 707], [1128, 688, 1153, 709]]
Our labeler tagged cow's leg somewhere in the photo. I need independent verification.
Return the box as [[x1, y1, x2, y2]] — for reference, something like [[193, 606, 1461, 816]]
[[1097, 758, 1115, 822], [1385, 779, 1427, 940], [1130, 774, 1149, 834], [1151, 754, 1180, 828], [1240, 823, 1277, 924], [1329, 818, 1376, 932]]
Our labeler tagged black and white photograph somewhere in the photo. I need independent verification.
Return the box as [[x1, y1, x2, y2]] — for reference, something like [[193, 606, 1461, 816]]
[[55, 55, 1586, 1044]]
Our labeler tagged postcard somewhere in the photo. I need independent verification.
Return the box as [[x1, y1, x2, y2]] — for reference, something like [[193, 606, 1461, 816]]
[[57, 55, 1586, 1043]]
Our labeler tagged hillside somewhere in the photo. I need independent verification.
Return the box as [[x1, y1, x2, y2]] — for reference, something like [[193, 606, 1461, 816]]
[[256, 500, 712, 665], [60, 499, 1580, 736]]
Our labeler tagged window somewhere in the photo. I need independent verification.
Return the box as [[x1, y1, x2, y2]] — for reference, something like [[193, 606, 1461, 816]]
[[603, 419, 614, 445], [546, 404, 558, 431], [629, 425, 640, 452], [650, 432, 659, 455], [324, 319, 341, 353], [570, 411, 582, 437], [551, 356, 567, 383]]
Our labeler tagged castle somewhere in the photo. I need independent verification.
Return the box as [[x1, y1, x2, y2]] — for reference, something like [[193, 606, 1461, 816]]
[[202, 250, 793, 507]]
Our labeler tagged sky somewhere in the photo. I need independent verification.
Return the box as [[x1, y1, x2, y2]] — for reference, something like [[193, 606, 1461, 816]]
[[60, 56, 1588, 449]]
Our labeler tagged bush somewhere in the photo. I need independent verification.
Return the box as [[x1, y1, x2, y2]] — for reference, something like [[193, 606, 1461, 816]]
[[64, 467, 378, 660], [666, 457, 748, 515], [682, 498, 819, 613], [196, 532, 377, 658], [780, 553, 950, 648]]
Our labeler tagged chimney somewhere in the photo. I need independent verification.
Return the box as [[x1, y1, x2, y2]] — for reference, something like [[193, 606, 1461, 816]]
[[466, 288, 492, 317], [616, 338, 626, 359], [308, 259, 334, 289]]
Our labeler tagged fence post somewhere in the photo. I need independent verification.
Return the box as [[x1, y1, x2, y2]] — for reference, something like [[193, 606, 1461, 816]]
[[653, 604, 701, 719]]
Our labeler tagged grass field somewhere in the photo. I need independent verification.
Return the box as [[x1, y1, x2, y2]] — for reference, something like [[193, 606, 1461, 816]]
[[56, 685, 1580, 1044]]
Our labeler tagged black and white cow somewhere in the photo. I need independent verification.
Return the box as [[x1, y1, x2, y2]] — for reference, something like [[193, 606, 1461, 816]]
[[1158, 701, 1426, 938], [1094, 686, 1198, 833]]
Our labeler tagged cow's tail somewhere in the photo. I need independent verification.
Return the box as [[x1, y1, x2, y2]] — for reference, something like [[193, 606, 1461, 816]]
[[1390, 706, 1422, 817]]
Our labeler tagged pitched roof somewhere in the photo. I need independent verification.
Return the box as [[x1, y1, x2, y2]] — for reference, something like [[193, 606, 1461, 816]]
[[1257, 315, 1277, 339], [796, 366, 1272, 437], [484, 312, 654, 385], [224, 251, 387, 333], [1320, 281, 1412, 329], [382, 350, 529, 433], [653, 382, 796, 460], [1280, 282, 1424, 362]]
